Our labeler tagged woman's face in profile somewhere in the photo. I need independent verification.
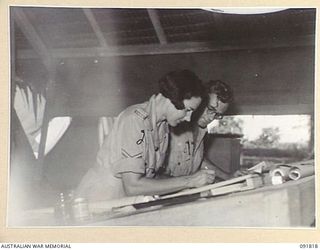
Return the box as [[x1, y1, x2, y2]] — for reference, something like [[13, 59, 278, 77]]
[[166, 96, 202, 127]]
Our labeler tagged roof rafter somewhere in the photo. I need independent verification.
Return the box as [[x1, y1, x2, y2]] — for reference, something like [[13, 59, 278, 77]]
[[83, 8, 108, 48], [147, 9, 167, 45], [12, 8, 54, 70]]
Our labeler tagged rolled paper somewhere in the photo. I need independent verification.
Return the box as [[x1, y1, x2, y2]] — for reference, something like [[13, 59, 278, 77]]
[[270, 166, 291, 180], [288, 165, 315, 180], [270, 160, 314, 181]]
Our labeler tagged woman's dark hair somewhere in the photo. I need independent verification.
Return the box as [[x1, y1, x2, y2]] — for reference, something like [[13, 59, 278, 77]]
[[206, 80, 233, 103], [159, 69, 204, 110]]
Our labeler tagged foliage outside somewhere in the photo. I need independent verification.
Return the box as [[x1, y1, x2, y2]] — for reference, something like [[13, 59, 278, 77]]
[[216, 116, 311, 167]]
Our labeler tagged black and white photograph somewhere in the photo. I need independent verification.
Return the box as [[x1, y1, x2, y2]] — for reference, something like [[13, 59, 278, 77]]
[[8, 6, 316, 229]]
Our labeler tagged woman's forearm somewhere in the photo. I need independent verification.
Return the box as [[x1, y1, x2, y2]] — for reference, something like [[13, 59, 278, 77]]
[[122, 173, 191, 196], [121, 170, 215, 196]]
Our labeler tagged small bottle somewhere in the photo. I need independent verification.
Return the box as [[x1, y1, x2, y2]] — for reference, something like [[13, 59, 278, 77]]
[[54, 192, 71, 225]]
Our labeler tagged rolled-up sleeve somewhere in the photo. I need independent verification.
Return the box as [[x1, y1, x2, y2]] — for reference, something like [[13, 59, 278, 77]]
[[112, 114, 146, 177], [114, 158, 145, 178]]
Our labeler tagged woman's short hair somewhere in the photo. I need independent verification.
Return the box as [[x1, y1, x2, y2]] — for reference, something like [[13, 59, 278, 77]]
[[159, 69, 204, 110], [206, 80, 233, 103]]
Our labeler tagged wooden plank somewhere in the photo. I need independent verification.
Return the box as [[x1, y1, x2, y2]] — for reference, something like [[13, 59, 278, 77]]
[[209, 183, 246, 196], [245, 175, 264, 189], [17, 35, 315, 59], [12, 8, 53, 69], [147, 9, 167, 45], [207, 175, 263, 196], [161, 174, 259, 199], [207, 176, 262, 196], [83, 9, 108, 48]]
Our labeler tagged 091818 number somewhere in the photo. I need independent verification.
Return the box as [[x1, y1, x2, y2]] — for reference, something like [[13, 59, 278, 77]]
[[300, 244, 318, 248]]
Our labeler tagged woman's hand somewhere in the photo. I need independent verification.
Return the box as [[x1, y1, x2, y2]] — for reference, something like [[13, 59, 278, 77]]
[[186, 169, 216, 188]]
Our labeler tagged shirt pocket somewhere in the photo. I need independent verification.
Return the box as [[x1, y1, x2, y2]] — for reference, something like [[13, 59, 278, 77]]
[[169, 142, 193, 176]]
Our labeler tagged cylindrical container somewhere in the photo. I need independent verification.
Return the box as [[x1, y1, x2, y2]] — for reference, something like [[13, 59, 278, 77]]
[[72, 197, 91, 221]]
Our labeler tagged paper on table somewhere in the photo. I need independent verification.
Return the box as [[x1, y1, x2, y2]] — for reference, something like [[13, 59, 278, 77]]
[[270, 160, 314, 181], [288, 162, 315, 180], [247, 161, 276, 173], [270, 166, 292, 180]]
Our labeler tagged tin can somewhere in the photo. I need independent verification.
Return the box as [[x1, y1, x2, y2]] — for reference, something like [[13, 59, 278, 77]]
[[72, 197, 91, 221]]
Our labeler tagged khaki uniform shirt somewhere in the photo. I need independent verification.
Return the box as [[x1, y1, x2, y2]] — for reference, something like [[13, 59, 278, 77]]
[[77, 95, 169, 201], [165, 125, 207, 177]]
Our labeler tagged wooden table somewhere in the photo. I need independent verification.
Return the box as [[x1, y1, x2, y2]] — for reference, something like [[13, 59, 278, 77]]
[[13, 176, 315, 227], [88, 175, 315, 227]]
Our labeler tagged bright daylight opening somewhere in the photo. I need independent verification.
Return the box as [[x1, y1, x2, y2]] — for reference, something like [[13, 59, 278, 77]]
[[208, 115, 312, 169]]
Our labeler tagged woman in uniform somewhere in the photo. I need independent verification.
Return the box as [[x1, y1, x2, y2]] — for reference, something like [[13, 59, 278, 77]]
[[76, 69, 215, 201]]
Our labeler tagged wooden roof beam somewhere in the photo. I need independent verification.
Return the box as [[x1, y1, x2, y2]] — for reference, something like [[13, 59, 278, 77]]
[[17, 35, 314, 59], [12, 8, 54, 70], [147, 9, 167, 45], [83, 9, 108, 48]]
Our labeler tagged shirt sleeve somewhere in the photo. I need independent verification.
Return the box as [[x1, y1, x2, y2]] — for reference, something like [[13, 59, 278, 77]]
[[112, 113, 146, 177]]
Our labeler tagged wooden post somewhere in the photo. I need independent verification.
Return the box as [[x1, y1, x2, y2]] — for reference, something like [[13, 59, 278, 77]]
[[11, 7, 57, 182], [34, 66, 56, 181]]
